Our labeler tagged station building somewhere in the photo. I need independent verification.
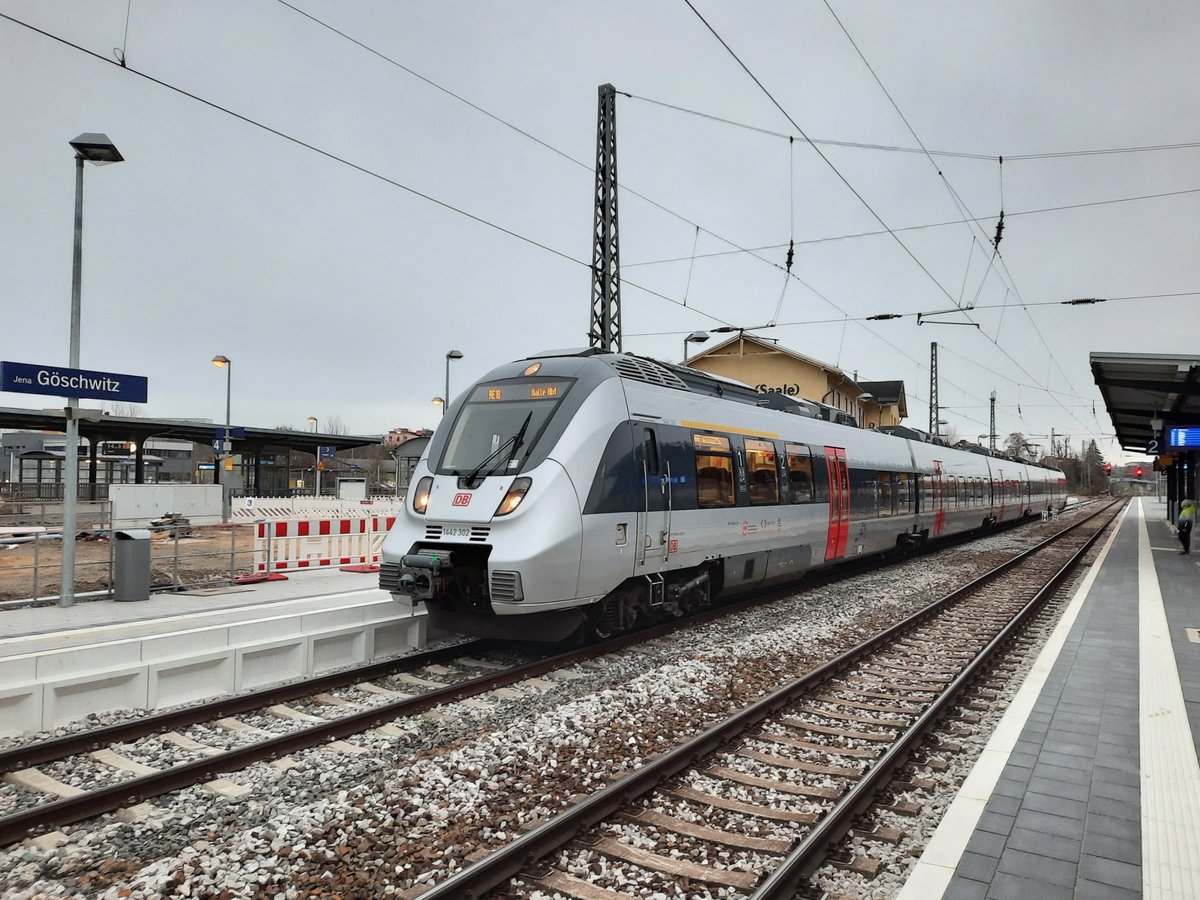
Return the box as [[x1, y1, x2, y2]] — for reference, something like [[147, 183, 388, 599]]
[[682, 333, 908, 430]]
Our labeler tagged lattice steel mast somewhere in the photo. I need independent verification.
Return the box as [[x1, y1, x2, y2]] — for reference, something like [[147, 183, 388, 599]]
[[589, 83, 622, 352], [929, 341, 940, 439]]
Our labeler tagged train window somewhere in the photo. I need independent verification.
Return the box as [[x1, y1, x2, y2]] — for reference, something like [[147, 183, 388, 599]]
[[642, 429, 660, 477], [785, 443, 814, 504], [895, 471, 911, 513], [877, 472, 894, 517], [745, 439, 779, 505], [694, 434, 735, 508]]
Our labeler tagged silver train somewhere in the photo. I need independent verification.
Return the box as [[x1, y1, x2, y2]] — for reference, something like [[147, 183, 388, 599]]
[[380, 350, 1068, 641]]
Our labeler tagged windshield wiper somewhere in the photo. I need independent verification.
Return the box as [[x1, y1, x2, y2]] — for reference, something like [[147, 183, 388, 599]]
[[461, 412, 532, 487]]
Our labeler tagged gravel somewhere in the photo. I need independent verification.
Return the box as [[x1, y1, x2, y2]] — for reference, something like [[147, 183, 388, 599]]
[[0, 510, 1092, 898]]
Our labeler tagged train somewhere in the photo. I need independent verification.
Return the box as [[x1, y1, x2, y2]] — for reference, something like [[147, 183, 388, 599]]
[[379, 349, 1068, 641]]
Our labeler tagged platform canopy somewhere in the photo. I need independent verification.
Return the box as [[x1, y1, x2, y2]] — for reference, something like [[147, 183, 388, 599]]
[[1090, 353, 1200, 452], [0, 407, 382, 455]]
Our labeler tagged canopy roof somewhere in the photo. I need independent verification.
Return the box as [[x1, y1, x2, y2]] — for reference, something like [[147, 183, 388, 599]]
[[0, 407, 381, 455], [1090, 353, 1200, 452]]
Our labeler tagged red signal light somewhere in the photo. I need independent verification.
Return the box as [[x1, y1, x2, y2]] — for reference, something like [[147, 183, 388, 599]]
[[1104, 463, 1112, 475], [1134, 466, 1144, 478]]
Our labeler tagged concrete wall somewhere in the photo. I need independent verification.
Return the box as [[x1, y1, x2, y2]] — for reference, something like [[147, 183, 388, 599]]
[[110, 484, 224, 528]]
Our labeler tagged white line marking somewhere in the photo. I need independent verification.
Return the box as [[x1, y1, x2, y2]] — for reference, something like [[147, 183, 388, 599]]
[[1138, 499, 1200, 897]]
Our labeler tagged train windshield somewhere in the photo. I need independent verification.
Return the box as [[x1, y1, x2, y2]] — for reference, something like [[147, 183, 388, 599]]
[[438, 378, 572, 477]]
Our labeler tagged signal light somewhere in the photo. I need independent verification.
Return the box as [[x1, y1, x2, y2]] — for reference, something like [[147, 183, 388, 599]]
[[1104, 463, 1112, 475], [1134, 466, 1144, 478]]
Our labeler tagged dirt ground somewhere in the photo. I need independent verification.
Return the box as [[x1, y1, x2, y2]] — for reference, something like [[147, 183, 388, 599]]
[[0, 525, 257, 603]]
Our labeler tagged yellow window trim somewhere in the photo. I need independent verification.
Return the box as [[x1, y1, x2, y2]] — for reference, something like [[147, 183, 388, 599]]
[[681, 420, 780, 439]]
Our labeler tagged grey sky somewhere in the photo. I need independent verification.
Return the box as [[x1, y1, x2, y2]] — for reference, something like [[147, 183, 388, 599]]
[[1, 1, 1196, 461]]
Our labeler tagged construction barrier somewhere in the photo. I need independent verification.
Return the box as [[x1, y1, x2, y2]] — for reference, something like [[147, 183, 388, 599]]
[[232, 497, 405, 522], [253, 516, 397, 575]]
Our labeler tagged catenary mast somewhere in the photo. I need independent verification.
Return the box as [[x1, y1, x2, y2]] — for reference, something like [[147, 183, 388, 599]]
[[589, 84, 622, 352]]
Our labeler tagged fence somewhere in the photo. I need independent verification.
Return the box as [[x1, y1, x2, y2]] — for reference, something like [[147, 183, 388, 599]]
[[0, 492, 408, 605], [0, 515, 261, 606]]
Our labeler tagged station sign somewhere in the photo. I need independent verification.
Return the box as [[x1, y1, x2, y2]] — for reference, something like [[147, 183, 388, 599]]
[[318, 445, 337, 459], [1, 360, 147, 404]]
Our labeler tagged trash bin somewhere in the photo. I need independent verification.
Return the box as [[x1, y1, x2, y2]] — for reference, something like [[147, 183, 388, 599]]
[[113, 529, 152, 602]]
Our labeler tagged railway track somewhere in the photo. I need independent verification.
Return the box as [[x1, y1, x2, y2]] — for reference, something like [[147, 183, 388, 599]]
[[0, 505, 1094, 860], [413, 499, 1124, 899]]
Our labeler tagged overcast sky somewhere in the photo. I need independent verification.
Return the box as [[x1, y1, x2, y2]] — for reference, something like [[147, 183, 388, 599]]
[[2, 1, 1196, 460]]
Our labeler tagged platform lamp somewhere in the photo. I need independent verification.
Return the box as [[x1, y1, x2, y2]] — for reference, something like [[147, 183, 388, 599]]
[[444, 350, 463, 416], [212, 356, 232, 522], [307, 416, 320, 496], [60, 133, 124, 609], [683, 331, 709, 362]]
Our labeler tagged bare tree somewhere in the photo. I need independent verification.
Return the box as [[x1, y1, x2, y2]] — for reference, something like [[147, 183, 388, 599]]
[[323, 414, 347, 435], [1005, 432, 1035, 457], [103, 402, 144, 417]]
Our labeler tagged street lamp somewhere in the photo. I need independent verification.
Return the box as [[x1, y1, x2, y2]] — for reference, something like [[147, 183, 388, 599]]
[[444, 350, 463, 416], [431, 396, 445, 414], [683, 331, 709, 362], [60, 133, 123, 609], [212, 355, 231, 521], [307, 416, 320, 496]]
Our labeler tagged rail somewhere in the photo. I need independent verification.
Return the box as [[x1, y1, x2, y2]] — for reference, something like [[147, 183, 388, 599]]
[[417, 499, 1124, 898]]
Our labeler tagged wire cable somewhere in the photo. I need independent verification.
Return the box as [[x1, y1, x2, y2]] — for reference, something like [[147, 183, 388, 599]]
[[0, 10, 739, 333]]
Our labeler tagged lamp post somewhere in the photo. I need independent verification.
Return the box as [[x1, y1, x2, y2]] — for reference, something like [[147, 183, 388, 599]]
[[683, 331, 709, 362], [443, 350, 463, 416], [211, 356, 231, 521], [431, 397, 444, 416], [60, 133, 123, 608], [307, 416, 320, 496]]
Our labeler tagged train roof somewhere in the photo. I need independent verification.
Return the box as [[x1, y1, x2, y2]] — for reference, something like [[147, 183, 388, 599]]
[[524, 349, 1064, 474]]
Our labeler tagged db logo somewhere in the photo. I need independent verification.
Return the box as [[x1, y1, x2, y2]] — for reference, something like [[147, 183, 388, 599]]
[[452, 492, 472, 507], [668, 539, 678, 554]]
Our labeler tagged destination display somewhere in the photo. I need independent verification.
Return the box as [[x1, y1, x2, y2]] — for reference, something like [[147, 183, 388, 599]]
[[476, 380, 570, 402], [1, 360, 148, 403], [1167, 427, 1200, 449]]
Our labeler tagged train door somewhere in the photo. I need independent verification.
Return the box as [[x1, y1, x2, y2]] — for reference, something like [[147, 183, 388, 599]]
[[995, 468, 1007, 521], [824, 447, 850, 560], [932, 460, 946, 535], [635, 427, 671, 576]]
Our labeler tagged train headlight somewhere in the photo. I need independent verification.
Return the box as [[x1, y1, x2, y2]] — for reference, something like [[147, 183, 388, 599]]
[[494, 477, 532, 516], [412, 476, 434, 514]]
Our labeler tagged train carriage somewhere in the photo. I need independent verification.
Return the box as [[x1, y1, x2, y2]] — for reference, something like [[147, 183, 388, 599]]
[[380, 350, 1067, 641]]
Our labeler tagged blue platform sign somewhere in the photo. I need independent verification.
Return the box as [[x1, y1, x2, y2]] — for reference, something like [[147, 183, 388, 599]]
[[318, 445, 337, 459], [1168, 427, 1200, 449], [1, 360, 147, 404]]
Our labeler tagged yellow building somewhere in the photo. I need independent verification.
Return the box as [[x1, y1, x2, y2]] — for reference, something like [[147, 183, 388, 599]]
[[682, 333, 907, 429]]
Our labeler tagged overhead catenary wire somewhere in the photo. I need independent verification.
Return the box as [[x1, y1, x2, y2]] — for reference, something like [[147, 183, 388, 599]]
[[5, 7, 1171, 451], [683, 0, 1098, 438], [681, 0, 971, 316], [623, 186, 1200, 267], [0, 10, 740, 334], [249, 1, 1192, 445]]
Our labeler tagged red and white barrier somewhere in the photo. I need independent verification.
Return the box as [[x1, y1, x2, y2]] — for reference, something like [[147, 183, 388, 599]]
[[252, 516, 397, 575]]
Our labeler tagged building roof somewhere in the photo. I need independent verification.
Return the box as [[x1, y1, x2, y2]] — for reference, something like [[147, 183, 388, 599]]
[[858, 380, 909, 417], [1090, 353, 1200, 452], [686, 333, 849, 376]]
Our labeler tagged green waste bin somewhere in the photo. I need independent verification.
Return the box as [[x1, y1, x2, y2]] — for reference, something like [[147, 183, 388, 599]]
[[114, 529, 151, 602]]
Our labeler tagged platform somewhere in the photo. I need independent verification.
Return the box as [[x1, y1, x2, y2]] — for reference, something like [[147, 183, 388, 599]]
[[900, 497, 1200, 899], [0, 569, 429, 735]]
